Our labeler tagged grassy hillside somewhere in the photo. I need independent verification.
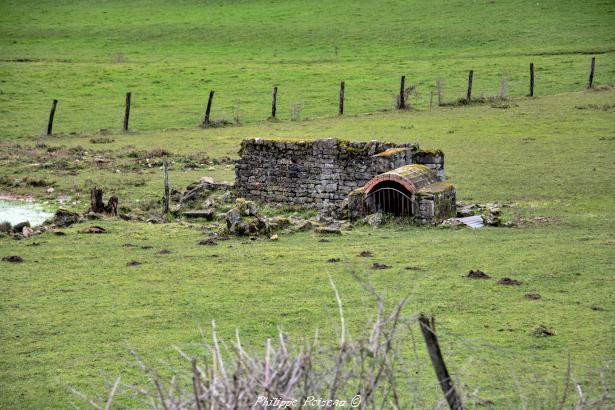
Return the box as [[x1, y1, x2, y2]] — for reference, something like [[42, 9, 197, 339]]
[[1, 91, 615, 408], [1, 0, 614, 408], [1, 0, 615, 138]]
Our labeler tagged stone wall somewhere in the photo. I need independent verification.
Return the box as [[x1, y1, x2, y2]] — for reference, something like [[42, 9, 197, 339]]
[[235, 138, 445, 209], [414, 183, 457, 224]]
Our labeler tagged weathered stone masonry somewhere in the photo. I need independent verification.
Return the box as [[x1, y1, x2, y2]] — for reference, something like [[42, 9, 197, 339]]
[[235, 138, 445, 210]]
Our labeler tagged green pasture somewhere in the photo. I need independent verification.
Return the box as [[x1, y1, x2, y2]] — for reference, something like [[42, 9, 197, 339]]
[[1, 0, 614, 408], [1, 0, 615, 137], [1, 90, 614, 408]]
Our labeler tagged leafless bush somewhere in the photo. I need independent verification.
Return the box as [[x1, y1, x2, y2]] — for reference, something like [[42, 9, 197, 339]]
[[72, 277, 419, 409], [201, 119, 233, 128], [233, 100, 241, 125], [71, 277, 614, 409], [291, 103, 302, 122], [395, 85, 418, 110], [436, 78, 445, 106], [35, 134, 46, 148], [498, 75, 508, 99]]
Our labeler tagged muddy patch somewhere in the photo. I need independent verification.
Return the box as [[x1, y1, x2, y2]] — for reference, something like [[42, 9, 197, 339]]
[[466, 269, 490, 279], [498, 277, 523, 286]]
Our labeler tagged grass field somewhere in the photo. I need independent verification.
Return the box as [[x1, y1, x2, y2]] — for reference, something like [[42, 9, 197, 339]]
[[1, 90, 614, 408], [1, 0, 615, 409], [1, 0, 615, 138]]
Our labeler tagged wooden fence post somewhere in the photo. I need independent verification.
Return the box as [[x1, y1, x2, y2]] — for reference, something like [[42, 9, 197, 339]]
[[201, 90, 214, 127], [339, 81, 345, 115], [162, 160, 169, 213], [466, 70, 473, 102], [47, 99, 58, 135], [271, 86, 278, 118], [418, 314, 464, 410], [529, 63, 535, 97], [398, 75, 406, 109], [123, 92, 131, 132], [587, 57, 596, 89]]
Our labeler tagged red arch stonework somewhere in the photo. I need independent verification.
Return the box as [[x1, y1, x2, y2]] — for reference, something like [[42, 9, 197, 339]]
[[363, 173, 417, 195]]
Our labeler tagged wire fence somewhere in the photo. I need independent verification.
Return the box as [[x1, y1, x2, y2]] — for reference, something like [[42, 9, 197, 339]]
[[39, 56, 605, 138]]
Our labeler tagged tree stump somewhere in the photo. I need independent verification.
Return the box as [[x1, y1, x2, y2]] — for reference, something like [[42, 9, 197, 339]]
[[105, 196, 118, 216], [90, 188, 118, 216], [90, 188, 105, 213]]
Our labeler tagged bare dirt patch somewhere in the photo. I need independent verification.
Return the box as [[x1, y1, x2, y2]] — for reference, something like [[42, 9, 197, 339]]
[[2, 255, 23, 263], [498, 277, 523, 286], [467, 269, 490, 279], [372, 262, 391, 270]]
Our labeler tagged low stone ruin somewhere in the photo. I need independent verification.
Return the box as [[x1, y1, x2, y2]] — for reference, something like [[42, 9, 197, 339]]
[[235, 138, 456, 224]]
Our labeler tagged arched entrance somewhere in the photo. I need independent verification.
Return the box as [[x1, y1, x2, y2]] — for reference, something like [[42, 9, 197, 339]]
[[362, 164, 440, 218], [364, 180, 414, 216]]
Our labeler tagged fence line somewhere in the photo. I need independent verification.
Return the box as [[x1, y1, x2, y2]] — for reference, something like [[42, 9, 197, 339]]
[[42, 57, 601, 136]]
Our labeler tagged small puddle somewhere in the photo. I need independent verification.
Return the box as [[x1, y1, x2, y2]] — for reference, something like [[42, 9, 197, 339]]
[[0, 199, 54, 227]]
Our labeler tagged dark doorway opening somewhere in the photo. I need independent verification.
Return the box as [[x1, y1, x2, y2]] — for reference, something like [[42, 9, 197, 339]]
[[365, 181, 413, 217]]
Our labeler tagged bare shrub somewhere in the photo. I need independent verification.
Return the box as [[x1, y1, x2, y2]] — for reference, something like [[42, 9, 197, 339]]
[[71, 278, 615, 409], [72, 277, 419, 409], [233, 100, 241, 125], [395, 85, 418, 110], [436, 79, 445, 106], [201, 119, 232, 128], [291, 102, 302, 122], [498, 75, 508, 99], [36, 131, 47, 148], [202, 109, 233, 128]]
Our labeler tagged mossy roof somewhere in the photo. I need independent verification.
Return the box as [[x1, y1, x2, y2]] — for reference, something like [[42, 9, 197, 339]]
[[364, 164, 439, 194]]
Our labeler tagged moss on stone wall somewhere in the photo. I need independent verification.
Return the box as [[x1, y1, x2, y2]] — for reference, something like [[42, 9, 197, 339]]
[[417, 182, 455, 194]]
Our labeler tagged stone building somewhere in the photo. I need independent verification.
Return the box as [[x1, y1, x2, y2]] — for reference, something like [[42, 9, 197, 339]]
[[235, 138, 455, 224]]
